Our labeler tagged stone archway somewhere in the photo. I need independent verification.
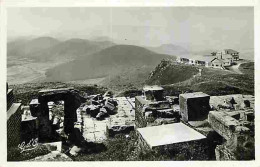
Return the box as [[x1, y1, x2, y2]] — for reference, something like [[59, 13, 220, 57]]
[[33, 88, 83, 142]]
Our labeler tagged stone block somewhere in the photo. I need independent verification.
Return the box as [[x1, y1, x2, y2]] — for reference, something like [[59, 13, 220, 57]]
[[180, 92, 210, 122]]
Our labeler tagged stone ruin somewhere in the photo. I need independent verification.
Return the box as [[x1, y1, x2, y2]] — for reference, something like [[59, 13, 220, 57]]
[[179, 92, 211, 122], [27, 88, 85, 143], [7, 83, 22, 148], [18, 88, 132, 156], [135, 85, 180, 128], [135, 85, 255, 160], [7, 83, 255, 160], [208, 110, 254, 160]]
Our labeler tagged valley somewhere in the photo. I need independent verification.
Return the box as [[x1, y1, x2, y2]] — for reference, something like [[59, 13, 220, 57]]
[[7, 36, 254, 96]]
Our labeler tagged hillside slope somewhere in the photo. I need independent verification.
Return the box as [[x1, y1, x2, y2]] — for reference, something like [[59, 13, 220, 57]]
[[146, 60, 199, 85], [146, 60, 254, 96], [45, 45, 174, 82]]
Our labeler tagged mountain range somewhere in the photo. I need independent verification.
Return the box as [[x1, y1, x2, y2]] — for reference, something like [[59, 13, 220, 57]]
[[45, 44, 174, 81], [7, 36, 115, 61], [147, 44, 189, 56], [7, 36, 254, 86]]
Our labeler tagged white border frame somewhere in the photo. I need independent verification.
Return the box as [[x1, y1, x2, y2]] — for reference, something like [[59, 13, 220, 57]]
[[0, 0, 259, 167]]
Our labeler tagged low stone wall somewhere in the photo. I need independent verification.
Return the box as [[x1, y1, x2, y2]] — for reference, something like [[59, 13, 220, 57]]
[[7, 89, 14, 110], [208, 111, 240, 141], [7, 103, 22, 148], [208, 111, 254, 160]]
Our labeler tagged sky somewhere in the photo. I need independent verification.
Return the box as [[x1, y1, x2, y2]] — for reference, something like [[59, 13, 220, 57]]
[[7, 7, 254, 50]]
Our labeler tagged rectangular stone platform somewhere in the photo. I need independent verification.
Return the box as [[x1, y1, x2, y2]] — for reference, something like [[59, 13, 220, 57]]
[[137, 122, 206, 149]]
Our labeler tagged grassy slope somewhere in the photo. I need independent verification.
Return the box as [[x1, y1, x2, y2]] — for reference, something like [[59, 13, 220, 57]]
[[101, 66, 154, 92], [144, 60, 254, 96], [146, 60, 199, 85], [163, 64, 254, 96], [239, 62, 254, 75], [106, 60, 254, 96]]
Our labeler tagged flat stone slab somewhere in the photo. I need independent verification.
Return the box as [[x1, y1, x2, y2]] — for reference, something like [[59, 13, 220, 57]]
[[137, 123, 206, 148]]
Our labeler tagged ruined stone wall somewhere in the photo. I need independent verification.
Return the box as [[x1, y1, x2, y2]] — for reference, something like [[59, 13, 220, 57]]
[[208, 111, 239, 141], [7, 105, 22, 148], [208, 111, 254, 160], [135, 97, 148, 128]]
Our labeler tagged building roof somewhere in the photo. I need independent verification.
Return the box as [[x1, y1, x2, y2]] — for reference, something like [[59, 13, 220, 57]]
[[221, 58, 231, 63], [212, 58, 231, 63], [137, 123, 206, 148], [180, 92, 210, 99], [143, 85, 164, 91], [222, 54, 233, 59], [211, 58, 224, 63], [192, 55, 215, 63], [224, 49, 239, 54]]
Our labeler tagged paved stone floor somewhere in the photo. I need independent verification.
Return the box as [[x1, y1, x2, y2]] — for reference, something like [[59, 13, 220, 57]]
[[82, 97, 135, 143]]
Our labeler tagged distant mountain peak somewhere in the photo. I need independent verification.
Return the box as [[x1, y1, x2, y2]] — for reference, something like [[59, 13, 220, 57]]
[[90, 36, 113, 42], [147, 43, 189, 56]]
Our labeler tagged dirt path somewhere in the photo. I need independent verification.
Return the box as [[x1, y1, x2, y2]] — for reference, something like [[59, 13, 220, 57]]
[[227, 63, 243, 74], [225, 61, 249, 74]]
